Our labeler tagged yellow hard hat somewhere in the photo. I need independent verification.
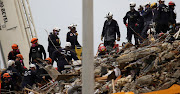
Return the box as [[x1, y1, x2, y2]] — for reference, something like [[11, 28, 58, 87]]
[[151, 2, 157, 8]]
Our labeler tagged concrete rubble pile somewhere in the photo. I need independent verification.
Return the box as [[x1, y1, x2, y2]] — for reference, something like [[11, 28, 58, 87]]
[[26, 37, 180, 94], [93, 39, 180, 94]]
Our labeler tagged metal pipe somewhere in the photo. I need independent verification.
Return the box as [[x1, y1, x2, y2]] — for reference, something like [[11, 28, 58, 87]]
[[0, 41, 7, 68], [82, 0, 94, 94]]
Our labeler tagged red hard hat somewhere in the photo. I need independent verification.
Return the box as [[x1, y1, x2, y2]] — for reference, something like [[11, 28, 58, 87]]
[[98, 46, 107, 52], [12, 44, 18, 50], [16, 54, 23, 60], [169, 1, 175, 6], [31, 38, 38, 44], [3, 73, 11, 78], [45, 57, 52, 64]]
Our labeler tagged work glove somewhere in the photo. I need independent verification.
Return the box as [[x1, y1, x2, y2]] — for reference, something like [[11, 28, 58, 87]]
[[125, 23, 128, 27], [75, 32, 78, 36], [135, 23, 138, 27], [117, 37, 120, 41], [101, 35, 103, 41]]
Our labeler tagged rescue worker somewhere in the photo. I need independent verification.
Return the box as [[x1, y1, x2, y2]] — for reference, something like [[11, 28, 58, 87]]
[[29, 38, 46, 64], [101, 12, 120, 48], [123, 2, 141, 45], [151, 3, 158, 22], [155, 0, 169, 33], [8, 44, 20, 61], [98, 45, 107, 56], [52, 42, 79, 72], [138, 5, 145, 42], [1, 73, 14, 93], [21, 64, 41, 88], [41, 57, 52, 81], [141, 2, 153, 39], [168, 1, 176, 32], [48, 27, 61, 58], [15, 54, 25, 76], [1, 60, 22, 91], [66, 24, 81, 50]]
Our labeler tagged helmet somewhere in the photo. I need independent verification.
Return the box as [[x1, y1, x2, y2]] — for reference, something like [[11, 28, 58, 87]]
[[68, 24, 77, 29], [12, 44, 18, 50], [130, 2, 136, 7], [7, 60, 15, 67], [45, 57, 52, 64], [158, 0, 165, 2], [3, 73, 11, 78], [31, 38, 38, 44], [16, 54, 23, 60], [105, 12, 113, 18], [29, 64, 36, 69], [151, 2, 157, 8], [169, 1, 175, 6], [53, 27, 60, 32], [66, 42, 71, 47], [98, 46, 107, 52], [145, 2, 151, 6]]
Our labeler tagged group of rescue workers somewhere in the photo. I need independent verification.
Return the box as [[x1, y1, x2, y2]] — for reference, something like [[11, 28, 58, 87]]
[[1, 0, 178, 92], [1, 24, 81, 92], [99, 0, 177, 55]]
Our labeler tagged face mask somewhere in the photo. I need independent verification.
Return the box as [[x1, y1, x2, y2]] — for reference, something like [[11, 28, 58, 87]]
[[16, 49, 20, 53], [32, 44, 36, 47], [20, 60, 23, 63], [55, 31, 59, 35], [130, 7, 134, 11]]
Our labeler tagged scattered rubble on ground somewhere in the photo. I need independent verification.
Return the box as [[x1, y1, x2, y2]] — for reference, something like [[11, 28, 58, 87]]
[[19, 38, 180, 94]]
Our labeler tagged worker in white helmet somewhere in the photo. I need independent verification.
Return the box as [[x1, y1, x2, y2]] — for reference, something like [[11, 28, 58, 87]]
[[48, 27, 61, 58], [101, 12, 120, 50], [66, 24, 81, 50], [123, 2, 141, 45], [155, 0, 169, 34]]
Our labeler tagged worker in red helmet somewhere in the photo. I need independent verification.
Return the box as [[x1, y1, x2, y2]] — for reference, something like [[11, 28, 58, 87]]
[[1, 73, 15, 92], [29, 38, 46, 64], [168, 1, 176, 32], [98, 46, 107, 56], [8, 44, 21, 61]]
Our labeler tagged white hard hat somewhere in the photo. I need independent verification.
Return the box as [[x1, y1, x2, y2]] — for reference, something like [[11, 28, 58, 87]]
[[68, 24, 77, 29], [145, 2, 151, 6], [53, 27, 60, 32], [7, 60, 15, 67], [130, 2, 136, 7], [29, 64, 36, 69], [158, 0, 165, 2], [66, 42, 71, 47], [105, 12, 113, 18]]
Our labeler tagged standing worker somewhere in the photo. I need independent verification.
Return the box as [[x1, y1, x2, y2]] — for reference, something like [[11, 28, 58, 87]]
[[29, 38, 46, 64], [141, 2, 153, 40], [66, 24, 81, 50], [8, 44, 21, 61], [101, 12, 120, 48], [168, 1, 176, 32], [155, 0, 169, 33], [48, 27, 61, 58], [123, 2, 141, 45]]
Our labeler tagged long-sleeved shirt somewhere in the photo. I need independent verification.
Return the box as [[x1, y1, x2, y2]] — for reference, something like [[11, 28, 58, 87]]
[[66, 31, 81, 49], [29, 44, 46, 62], [102, 19, 120, 41]]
